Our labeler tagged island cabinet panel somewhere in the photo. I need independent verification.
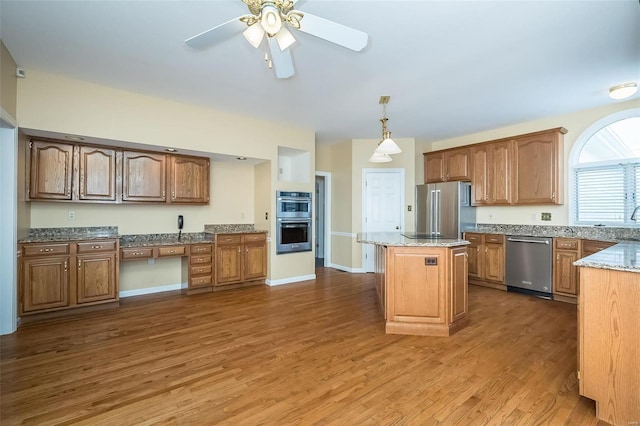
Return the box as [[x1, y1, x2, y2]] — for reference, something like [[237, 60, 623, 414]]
[[21, 256, 70, 313], [29, 140, 74, 200], [78, 146, 117, 201], [122, 151, 167, 202], [579, 267, 640, 425], [384, 245, 468, 337], [169, 156, 209, 204], [512, 130, 564, 205]]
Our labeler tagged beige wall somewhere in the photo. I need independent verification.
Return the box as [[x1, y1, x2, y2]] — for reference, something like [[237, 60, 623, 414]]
[[1, 41, 17, 119], [17, 70, 316, 288], [315, 142, 333, 172], [329, 141, 353, 268], [423, 99, 640, 225]]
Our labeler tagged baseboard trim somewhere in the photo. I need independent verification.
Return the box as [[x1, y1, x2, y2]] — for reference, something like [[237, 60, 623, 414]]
[[120, 283, 187, 298], [329, 264, 366, 274], [265, 274, 316, 286]]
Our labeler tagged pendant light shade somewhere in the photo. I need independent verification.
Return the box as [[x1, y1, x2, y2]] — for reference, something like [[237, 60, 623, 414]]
[[368, 151, 392, 163], [375, 136, 401, 155]]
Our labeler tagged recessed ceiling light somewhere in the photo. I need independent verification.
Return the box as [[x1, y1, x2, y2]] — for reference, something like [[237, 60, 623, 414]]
[[165, 148, 177, 152], [236, 157, 247, 160], [609, 82, 638, 100], [65, 135, 85, 141]]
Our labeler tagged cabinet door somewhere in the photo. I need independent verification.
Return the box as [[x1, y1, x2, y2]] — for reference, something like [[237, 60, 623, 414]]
[[445, 149, 470, 181], [489, 141, 512, 205], [216, 244, 243, 285], [554, 250, 579, 296], [424, 153, 445, 183], [22, 256, 70, 313], [484, 243, 504, 283], [513, 133, 561, 204], [78, 146, 117, 201], [29, 141, 74, 200], [77, 253, 117, 304], [122, 151, 167, 202], [169, 156, 209, 204], [244, 242, 267, 281], [470, 146, 489, 205], [450, 247, 468, 323], [467, 243, 483, 279]]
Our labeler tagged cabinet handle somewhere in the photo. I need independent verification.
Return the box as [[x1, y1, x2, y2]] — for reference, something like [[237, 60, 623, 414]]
[[162, 190, 166, 198], [40, 248, 54, 253], [64, 261, 68, 272], [552, 192, 556, 200], [485, 247, 488, 253], [78, 259, 81, 268], [172, 191, 176, 200], [91, 245, 103, 249], [556, 254, 559, 261], [238, 247, 241, 253], [169, 250, 175, 254]]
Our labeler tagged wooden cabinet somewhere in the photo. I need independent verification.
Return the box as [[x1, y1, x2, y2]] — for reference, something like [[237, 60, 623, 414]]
[[183, 243, 214, 294], [28, 140, 74, 200], [169, 156, 209, 204], [424, 148, 470, 183], [512, 129, 565, 205], [122, 151, 167, 202], [215, 233, 267, 287], [27, 138, 210, 205], [78, 145, 117, 201], [384, 245, 468, 336], [471, 142, 512, 206], [20, 239, 119, 316], [581, 239, 615, 257], [464, 233, 505, 290], [553, 238, 580, 300]]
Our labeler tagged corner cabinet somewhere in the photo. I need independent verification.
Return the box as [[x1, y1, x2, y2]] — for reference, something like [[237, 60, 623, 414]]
[[215, 233, 267, 288], [20, 239, 119, 316], [424, 148, 470, 183]]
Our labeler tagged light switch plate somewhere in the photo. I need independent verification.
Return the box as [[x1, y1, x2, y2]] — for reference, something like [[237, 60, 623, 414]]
[[541, 212, 552, 221]]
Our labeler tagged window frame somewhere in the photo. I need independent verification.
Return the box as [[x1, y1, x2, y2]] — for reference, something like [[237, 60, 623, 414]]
[[569, 107, 640, 227]]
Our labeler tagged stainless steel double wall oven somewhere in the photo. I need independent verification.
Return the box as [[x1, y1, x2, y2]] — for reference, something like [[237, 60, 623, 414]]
[[276, 191, 312, 254]]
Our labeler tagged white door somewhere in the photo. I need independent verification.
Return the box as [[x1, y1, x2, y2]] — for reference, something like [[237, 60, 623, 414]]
[[362, 169, 404, 272], [1, 114, 18, 334]]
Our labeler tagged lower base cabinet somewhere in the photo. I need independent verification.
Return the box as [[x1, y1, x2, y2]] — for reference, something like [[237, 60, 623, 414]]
[[215, 233, 267, 287], [20, 240, 119, 316]]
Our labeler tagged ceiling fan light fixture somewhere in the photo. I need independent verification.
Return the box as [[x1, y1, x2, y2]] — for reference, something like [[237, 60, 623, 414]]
[[261, 4, 282, 36], [369, 151, 392, 163], [275, 26, 296, 50], [243, 23, 265, 48], [609, 82, 638, 100]]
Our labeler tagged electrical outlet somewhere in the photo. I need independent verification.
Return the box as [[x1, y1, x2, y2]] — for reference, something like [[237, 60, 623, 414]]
[[265, 212, 268, 220], [68, 210, 76, 221], [541, 212, 552, 221], [407, 205, 412, 212]]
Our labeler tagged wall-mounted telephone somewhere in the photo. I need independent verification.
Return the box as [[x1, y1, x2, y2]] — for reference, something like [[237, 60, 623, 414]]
[[178, 215, 184, 230]]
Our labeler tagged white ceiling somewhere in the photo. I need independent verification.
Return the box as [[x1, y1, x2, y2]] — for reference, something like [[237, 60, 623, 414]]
[[1, 0, 639, 145]]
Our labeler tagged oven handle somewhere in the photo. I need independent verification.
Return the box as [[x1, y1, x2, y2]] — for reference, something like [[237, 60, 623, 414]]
[[507, 238, 550, 244], [278, 218, 311, 223], [277, 197, 311, 202]]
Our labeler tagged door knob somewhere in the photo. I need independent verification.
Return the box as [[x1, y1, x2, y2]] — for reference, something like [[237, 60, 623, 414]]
[[395, 226, 399, 230]]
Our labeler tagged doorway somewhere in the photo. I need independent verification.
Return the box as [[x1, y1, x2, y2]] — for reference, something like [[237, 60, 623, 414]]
[[362, 169, 405, 272], [315, 172, 331, 268]]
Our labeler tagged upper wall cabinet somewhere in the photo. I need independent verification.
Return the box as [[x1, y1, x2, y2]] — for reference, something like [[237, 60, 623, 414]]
[[122, 151, 167, 203], [169, 155, 209, 204], [512, 129, 566, 205], [471, 141, 512, 206], [29, 140, 74, 200], [424, 148, 470, 183], [27, 138, 210, 205]]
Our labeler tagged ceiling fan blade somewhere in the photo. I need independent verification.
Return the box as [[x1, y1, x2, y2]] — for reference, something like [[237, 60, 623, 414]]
[[185, 17, 246, 49], [296, 12, 368, 52], [267, 37, 294, 79]]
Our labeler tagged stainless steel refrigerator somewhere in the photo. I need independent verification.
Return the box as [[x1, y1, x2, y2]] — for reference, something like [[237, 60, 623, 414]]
[[415, 182, 476, 238]]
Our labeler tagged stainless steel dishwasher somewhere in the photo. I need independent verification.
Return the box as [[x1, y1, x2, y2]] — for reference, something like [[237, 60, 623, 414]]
[[505, 235, 553, 298]]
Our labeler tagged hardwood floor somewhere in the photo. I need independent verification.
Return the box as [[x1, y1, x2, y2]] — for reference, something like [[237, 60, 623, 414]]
[[2, 267, 605, 425]]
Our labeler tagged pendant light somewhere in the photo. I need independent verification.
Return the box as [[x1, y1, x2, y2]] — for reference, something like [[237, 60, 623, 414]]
[[369, 96, 401, 163]]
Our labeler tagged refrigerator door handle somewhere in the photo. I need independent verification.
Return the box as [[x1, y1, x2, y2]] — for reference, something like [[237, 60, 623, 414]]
[[430, 190, 436, 235], [435, 189, 441, 235]]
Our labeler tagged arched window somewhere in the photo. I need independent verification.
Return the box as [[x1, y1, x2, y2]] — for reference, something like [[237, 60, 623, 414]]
[[570, 109, 640, 226]]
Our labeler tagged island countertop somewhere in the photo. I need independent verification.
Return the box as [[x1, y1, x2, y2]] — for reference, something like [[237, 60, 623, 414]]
[[357, 232, 470, 247], [574, 240, 640, 273]]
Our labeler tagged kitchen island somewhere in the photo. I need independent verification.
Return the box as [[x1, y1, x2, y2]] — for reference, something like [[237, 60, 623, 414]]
[[358, 232, 470, 337], [574, 241, 640, 426]]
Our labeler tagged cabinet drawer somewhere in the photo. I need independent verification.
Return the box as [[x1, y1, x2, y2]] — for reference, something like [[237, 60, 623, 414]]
[[217, 235, 242, 244], [244, 233, 266, 243], [485, 234, 504, 244], [582, 240, 615, 256], [190, 244, 212, 255], [191, 265, 212, 276], [190, 255, 211, 265], [191, 275, 213, 287], [464, 233, 483, 243], [23, 243, 70, 257], [157, 246, 186, 257], [121, 247, 154, 260], [77, 240, 117, 253], [555, 238, 579, 250]]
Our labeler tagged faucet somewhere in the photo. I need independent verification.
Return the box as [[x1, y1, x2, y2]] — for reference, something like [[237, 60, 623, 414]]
[[632, 205, 640, 221]]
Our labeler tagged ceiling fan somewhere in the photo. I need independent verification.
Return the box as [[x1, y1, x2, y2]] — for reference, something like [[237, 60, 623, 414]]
[[185, 0, 369, 79]]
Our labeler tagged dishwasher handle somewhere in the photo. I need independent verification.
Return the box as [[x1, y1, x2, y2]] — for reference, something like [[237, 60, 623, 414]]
[[507, 237, 550, 244]]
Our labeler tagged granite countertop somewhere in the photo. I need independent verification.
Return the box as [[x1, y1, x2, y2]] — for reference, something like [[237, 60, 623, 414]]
[[119, 232, 214, 248], [470, 224, 640, 242], [358, 232, 470, 248], [19, 226, 119, 243], [204, 224, 268, 235], [574, 240, 640, 273]]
